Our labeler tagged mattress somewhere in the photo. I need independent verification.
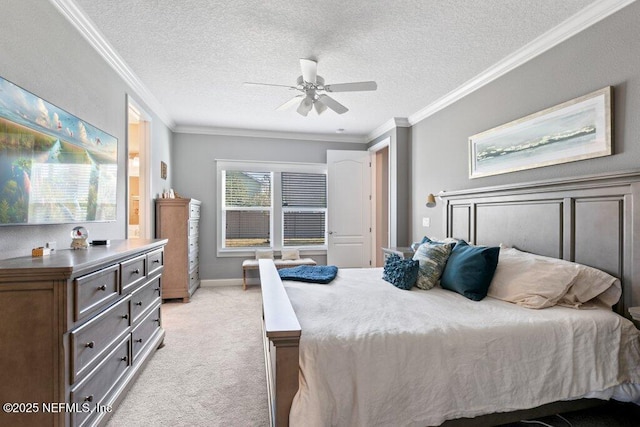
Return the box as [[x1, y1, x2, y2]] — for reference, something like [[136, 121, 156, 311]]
[[283, 267, 640, 427]]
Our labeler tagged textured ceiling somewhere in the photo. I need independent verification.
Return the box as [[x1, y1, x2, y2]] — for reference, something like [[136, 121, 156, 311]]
[[71, 0, 596, 139]]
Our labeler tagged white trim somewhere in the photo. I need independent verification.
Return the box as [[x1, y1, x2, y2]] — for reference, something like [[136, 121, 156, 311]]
[[216, 159, 327, 173], [175, 124, 367, 143], [367, 117, 411, 142], [200, 279, 244, 287], [49, 0, 175, 129], [407, 0, 635, 126]]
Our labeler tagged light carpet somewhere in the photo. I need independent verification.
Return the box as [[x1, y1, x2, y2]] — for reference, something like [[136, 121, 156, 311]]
[[106, 286, 269, 427]]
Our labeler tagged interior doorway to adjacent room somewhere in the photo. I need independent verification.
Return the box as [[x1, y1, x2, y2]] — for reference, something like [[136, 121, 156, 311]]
[[370, 138, 390, 267], [127, 97, 151, 239]]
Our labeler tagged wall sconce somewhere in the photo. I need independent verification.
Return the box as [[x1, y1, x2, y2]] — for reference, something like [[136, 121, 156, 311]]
[[426, 193, 436, 208]]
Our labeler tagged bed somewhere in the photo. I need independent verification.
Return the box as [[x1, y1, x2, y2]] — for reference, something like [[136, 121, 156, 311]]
[[260, 170, 640, 427]]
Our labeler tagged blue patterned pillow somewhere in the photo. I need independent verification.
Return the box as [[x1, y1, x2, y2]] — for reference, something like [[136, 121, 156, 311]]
[[412, 242, 454, 290], [383, 254, 419, 290]]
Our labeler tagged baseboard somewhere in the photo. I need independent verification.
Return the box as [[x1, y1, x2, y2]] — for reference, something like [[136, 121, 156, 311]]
[[200, 278, 262, 287]]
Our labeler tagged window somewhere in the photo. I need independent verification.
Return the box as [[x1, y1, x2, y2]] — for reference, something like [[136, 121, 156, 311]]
[[218, 161, 327, 253], [282, 172, 326, 246], [222, 171, 272, 248]]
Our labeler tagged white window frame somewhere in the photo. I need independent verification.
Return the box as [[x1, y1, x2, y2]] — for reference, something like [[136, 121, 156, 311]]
[[216, 159, 327, 257]]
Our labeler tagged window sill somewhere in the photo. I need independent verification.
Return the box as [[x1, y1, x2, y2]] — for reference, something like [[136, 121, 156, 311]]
[[217, 247, 327, 258]]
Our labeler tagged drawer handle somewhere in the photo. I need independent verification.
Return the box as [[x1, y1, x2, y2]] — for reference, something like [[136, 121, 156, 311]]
[[135, 301, 143, 306], [121, 314, 129, 320], [84, 395, 93, 403], [97, 284, 107, 291], [154, 318, 160, 323], [131, 268, 140, 275], [85, 341, 95, 349], [153, 259, 160, 264], [154, 287, 161, 294], [120, 356, 128, 362], [135, 338, 143, 343]]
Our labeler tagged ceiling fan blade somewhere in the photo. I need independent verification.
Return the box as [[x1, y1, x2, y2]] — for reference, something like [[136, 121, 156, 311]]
[[277, 95, 304, 111], [299, 58, 317, 84], [324, 81, 377, 92], [243, 82, 297, 90], [296, 96, 313, 116], [314, 98, 328, 115], [316, 94, 348, 114]]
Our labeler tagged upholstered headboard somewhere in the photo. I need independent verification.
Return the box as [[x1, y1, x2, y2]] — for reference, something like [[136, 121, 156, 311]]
[[439, 170, 640, 317]]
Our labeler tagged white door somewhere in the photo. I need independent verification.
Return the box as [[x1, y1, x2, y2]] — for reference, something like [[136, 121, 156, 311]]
[[327, 150, 371, 267]]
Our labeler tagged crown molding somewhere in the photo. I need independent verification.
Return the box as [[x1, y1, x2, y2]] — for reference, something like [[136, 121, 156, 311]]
[[174, 125, 368, 144], [49, 0, 175, 129], [407, 0, 635, 126], [367, 117, 411, 142]]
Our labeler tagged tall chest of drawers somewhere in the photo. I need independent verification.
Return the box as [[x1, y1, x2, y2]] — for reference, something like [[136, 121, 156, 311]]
[[155, 198, 200, 302], [0, 239, 167, 427]]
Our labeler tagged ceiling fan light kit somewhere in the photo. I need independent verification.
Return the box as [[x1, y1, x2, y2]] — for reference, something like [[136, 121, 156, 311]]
[[244, 58, 377, 116]]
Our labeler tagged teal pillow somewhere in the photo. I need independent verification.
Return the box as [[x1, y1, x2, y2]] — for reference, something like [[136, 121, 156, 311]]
[[412, 242, 453, 290], [383, 254, 419, 290], [440, 241, 500, 301]]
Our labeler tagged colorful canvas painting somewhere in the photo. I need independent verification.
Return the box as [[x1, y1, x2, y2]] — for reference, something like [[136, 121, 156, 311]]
[[469, 87, 612, 179], [0, 76, 117, 225]]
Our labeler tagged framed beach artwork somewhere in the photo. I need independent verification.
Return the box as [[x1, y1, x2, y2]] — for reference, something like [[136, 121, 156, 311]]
[[469, 86, 612, 179]]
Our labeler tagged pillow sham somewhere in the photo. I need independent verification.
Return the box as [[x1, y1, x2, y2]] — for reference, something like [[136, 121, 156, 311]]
[[558, 263, 620, 308], [488, 247, 579, 309], [383, 254, 419, 290], [280, 248, 300, 260], [412, 242, 453, 290], [255, 249, 274, 260], [440, 240, 499, 301], [488, 247, 621, 309]]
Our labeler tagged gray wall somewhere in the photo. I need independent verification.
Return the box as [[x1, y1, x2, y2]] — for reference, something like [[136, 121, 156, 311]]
[[0, 0, 172, 259], [171, 132, 364, 280], [411, 2, 640, 242]]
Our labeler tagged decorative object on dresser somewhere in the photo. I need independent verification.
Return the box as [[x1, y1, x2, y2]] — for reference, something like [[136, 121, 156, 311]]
[[155, 198, 201, 302], [0, 239, 167, 427]]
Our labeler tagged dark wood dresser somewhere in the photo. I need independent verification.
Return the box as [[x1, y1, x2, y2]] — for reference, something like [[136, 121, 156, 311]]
[[0, 239, 167, 427], [155, 198, 200, 302]]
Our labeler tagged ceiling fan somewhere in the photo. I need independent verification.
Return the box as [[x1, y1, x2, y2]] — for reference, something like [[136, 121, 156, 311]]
[[244, 58, 377, 116]]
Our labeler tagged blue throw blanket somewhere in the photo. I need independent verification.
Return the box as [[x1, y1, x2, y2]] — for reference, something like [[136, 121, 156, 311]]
[[278, 265, 339, 284]]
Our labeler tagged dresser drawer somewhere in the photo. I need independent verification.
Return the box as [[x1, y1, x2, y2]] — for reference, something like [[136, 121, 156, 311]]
[[189, 202, 200, 219], [120, 254, 147, 293], [131, 276, 162, 324], [188, 219, 199, 237], [74, 264, 120, 322], [189, 267, 200, 294], [70, 336, 131, 427], [146, 248, 164, 276], [70, 296, 130, 383], [188, 234, 199, 254], [188, 252, 199, 271], [132, 304, 161, 361]]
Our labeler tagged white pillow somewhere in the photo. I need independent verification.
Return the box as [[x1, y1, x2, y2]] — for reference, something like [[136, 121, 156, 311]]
[[255, 249, 274, 260], [488, 247, 579, 309], [559, 266, 620, 308], [280, 249, 300, 260], [489, 247, 620, 309]]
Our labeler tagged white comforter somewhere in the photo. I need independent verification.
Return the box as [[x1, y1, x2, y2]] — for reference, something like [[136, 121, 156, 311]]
[[283, 268, 640, 427]]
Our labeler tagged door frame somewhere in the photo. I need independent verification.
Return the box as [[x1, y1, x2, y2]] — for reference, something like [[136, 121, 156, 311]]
[[126, 95, 152, 239], [369, 137, 391, 266]]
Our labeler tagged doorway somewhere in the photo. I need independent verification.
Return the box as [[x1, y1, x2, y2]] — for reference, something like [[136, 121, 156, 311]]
[[127, 98, 151, 239], [372, 146, 389, 267]]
